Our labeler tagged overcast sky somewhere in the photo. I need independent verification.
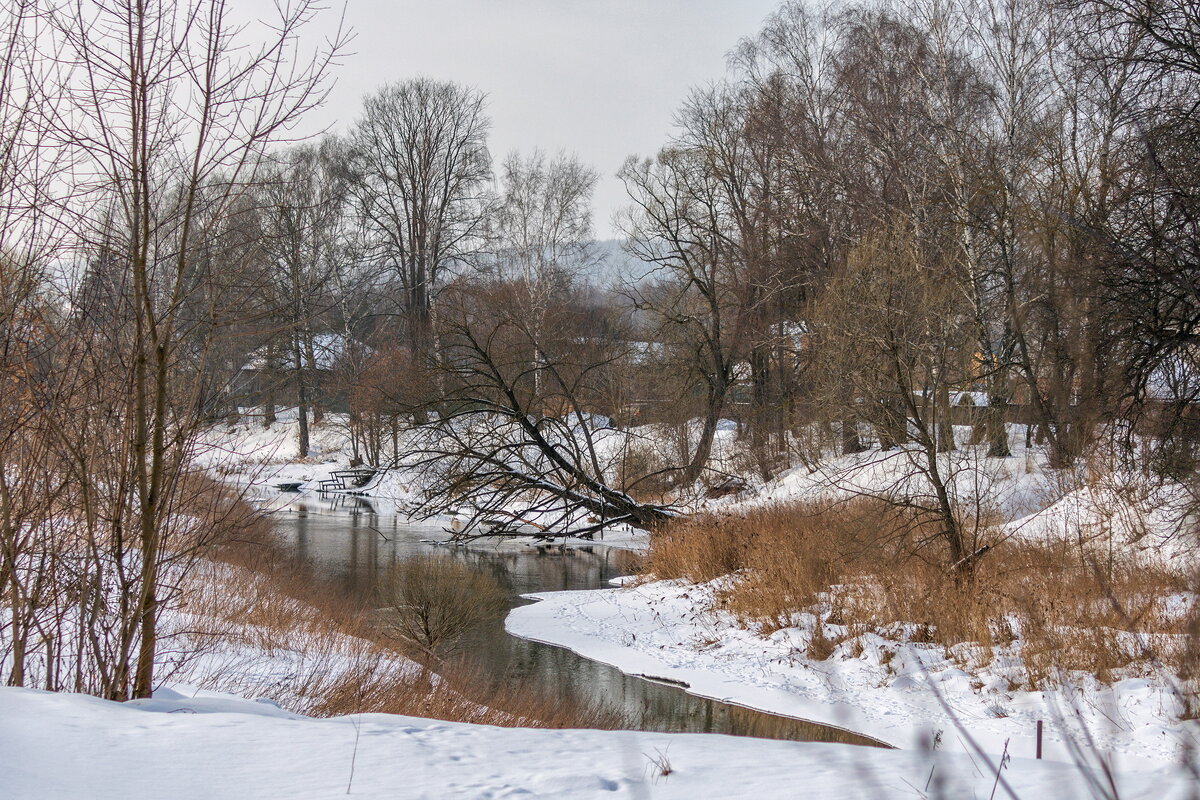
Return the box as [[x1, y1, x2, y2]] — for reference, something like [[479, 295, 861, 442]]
[[277, 0, 782, 238]]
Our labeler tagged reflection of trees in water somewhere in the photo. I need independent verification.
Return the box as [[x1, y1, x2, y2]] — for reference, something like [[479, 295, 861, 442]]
[[271, 510, 887, 748]]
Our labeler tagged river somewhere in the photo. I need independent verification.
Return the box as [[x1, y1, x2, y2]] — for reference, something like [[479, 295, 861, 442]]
[[266, 491, 885, 747]]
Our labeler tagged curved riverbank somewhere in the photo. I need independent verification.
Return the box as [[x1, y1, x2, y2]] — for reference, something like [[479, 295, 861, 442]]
[[266, 494, 887, 746], [505, 578, 1195, 770]]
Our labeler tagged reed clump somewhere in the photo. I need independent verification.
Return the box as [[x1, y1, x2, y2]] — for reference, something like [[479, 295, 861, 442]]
[[644, 499, 1195, 689]]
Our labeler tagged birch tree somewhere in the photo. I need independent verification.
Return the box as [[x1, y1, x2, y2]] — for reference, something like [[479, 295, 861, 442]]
[[494, 149, 598, 396]]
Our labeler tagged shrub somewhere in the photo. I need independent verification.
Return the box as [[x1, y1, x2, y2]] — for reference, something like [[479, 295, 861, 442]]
[[616, 441, 675, 500], [377, 556, 509, 656], [645, 499, 1194, 689]]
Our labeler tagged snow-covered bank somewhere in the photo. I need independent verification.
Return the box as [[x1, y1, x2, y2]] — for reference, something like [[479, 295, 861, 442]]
[[204, 416, 1198, 567], [203, 413, 1198, 780], [202, 414, 652, 547], [2, 685, 1192, 800], [507, 579, 1199, 772], [200, 414, 419, 512]]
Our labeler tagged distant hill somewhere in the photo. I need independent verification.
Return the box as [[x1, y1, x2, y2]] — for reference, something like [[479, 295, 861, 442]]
[[584, 239, 656, 287]]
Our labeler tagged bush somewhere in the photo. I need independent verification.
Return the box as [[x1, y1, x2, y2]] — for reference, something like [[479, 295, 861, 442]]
[[378, 556, 509, 655], [616, 441, 675, 500]]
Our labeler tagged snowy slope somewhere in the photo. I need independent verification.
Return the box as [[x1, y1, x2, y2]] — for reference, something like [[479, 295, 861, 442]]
[[507, 579, 1199, 771], [1, 685, 1193, 800]]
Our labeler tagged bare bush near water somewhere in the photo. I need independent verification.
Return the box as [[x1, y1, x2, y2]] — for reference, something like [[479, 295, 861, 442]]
[[377, 556, 509, 657], [181, 513, 627, 729]]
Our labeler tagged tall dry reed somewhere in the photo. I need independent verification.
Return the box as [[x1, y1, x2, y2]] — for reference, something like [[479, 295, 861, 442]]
[[643, 499, 1195, 691]]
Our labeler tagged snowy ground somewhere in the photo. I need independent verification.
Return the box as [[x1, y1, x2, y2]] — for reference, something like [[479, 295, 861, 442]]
[[507, 578, 1199, 773], [2, 684, 1194, 800], [204, 414, 1195, 566], [747, 426, 1198, 570], [200, 412, 413, 507], [192, 412, 1198, 791]]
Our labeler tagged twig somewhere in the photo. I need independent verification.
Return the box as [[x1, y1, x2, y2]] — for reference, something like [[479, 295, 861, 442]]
[[989, 739, 1010, 800], [346, 716, 361, 795]]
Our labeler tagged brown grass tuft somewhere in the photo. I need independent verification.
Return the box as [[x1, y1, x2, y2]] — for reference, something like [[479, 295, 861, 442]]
[[645, 499, 1195, 690]]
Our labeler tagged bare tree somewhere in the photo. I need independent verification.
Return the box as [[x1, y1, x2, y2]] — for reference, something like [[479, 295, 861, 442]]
[[1080, 0, 1200, 414], [493, 149, 598, 396], [347, 79, 492, 385], [0, 0, 82, 691], [619, 83, 796, 485], [402, 276, 672, 539], [44, 0, 346, 699], [811, 223, 990, 574], [254, 137, 351, 456], [1063, 0, 1200, 526]]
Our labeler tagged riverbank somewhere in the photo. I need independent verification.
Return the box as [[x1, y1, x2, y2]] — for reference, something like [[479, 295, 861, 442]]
[[4, 684, 1194, 800], [202, 414, 653, 548], [202, 415, 1199, 775], [164, 508, 633, 730], [508, 580, 1198, 769], [262, 498, 882, 743], [205, 414, 1194, 564], [507, 499, 1199, 772]]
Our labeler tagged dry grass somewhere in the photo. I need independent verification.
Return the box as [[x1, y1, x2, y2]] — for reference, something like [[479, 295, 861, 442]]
[[644, 499, 1197, 691]]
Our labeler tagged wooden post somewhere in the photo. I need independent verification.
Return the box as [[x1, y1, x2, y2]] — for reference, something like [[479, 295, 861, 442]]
[[1036, 719, 1043, 759]]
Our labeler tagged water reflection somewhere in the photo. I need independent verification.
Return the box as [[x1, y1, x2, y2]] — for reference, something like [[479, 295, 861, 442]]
[[268, 493, 885, 748]]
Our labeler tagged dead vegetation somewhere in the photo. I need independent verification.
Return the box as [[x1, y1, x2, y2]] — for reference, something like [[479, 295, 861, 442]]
[[643, 499, 1197, 692], [376, 555, 510, 657]]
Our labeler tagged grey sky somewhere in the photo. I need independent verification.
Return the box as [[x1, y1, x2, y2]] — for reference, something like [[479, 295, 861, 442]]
[[282, 1, 781, 238]]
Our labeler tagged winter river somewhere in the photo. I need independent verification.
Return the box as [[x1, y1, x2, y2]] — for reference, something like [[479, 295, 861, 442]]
[[267, 492, 885, 747]]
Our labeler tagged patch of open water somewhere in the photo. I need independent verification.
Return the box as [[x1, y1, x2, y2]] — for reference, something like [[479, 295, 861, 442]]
[[267, 492, 886, 747]]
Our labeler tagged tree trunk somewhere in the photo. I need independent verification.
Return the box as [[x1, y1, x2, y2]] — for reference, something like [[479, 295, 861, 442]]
[[876, 420, 896, 451], [304, 334, 323, 424], [936, 385, 955, 452], [749, 343, 772, 480], [293, 339, 310, 458], [987, 394, 1012, 458], [841, 417, 864, 454], [681, 404, 723, 485]]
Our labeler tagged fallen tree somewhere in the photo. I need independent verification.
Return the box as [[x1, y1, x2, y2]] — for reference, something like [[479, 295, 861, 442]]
[[397, 279, 675, 541]]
